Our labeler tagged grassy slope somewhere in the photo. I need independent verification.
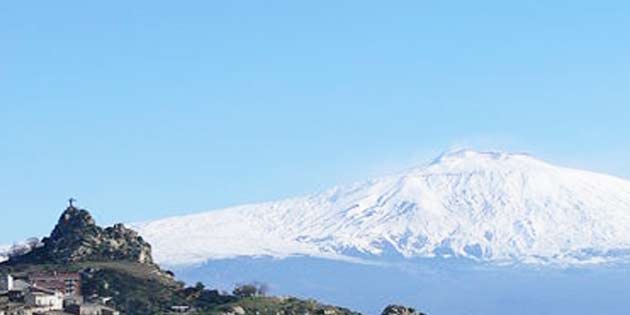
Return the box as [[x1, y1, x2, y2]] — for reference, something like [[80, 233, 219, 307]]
[[204, 296, 360, 315]]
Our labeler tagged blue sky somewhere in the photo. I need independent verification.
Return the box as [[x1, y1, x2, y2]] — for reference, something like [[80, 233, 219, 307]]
[[1, 1, 630, 244]]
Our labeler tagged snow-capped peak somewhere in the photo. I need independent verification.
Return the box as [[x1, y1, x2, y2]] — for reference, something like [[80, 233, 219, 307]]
[[427, 149, 545, 172], [431, 149, 517, 163], [136, 150, 630, 267]]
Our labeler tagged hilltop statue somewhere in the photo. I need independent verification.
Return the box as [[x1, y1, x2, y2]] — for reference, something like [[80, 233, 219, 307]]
[[68, 197, 76, 208]]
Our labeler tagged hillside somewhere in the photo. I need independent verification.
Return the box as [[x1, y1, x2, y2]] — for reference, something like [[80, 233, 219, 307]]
[[136, 150, 630, 267], [1, 205, 408, 315]]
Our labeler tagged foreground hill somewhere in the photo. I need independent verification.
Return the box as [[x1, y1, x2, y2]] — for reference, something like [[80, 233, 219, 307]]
[[136, 150, 630, 267], [1, 206, 408, 315]]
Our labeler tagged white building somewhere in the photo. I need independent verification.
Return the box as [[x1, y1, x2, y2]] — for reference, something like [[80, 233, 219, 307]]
[[24, 287, 63, 311], [0, 274, 13, 292]]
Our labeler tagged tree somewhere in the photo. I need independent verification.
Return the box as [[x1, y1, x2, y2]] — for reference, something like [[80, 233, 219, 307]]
[[232, 282, 268, 297], [194, 282, 205, 292]]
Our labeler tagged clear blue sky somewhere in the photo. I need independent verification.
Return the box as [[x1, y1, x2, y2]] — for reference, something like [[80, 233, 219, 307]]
[[1, 1, 630, 244]]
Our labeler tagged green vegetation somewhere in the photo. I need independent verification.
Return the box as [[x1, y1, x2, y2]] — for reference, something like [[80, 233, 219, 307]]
[[200, 296, 360, 315]]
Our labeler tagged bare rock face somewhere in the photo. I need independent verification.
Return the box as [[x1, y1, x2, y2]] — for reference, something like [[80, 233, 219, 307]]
[[8, 206, 153, 265], [381, 305, 426, 315], [102, 223, 153, 264], [45, 207, 103, 262]]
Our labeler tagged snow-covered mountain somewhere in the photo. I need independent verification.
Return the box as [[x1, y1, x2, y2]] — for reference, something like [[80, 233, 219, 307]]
[[0, 245, 9, 263], [136, 150, 630, 267]]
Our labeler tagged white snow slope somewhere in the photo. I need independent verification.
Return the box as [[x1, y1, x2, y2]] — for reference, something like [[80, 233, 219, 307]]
[[136, 150, 630, 267], [0, 245, 9, 263]]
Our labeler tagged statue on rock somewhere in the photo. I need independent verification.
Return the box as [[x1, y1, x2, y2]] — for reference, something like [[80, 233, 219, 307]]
[[6, 200, 153, 265]]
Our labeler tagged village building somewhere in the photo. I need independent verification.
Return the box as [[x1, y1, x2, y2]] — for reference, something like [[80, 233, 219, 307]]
[[28, 273, 80, 301], [1, 274, 30, 303], [0, 270, 119, 315], [24, 287, 63, 312], [0, 274, 13, 293]]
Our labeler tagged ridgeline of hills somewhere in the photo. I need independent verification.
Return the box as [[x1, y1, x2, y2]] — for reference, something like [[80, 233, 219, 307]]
[[0, 205, 423, 315]]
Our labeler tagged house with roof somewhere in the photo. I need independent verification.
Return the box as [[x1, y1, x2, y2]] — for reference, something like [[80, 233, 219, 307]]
[[28, 273, 80, 301], [24, 287, 63, 312], [1, 273, 30, 303]]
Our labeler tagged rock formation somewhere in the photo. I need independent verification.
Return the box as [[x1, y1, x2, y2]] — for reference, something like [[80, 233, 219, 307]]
[[7, 206, 153, 265], [381, 305, 426, 315]]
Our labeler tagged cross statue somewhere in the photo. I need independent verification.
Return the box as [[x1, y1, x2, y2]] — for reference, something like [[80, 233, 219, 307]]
[[68, 198, 76, 208]]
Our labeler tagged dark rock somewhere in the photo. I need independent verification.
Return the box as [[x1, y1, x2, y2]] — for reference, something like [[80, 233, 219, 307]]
[[381, 305, 426, 315], [8, 206, 153, 264]]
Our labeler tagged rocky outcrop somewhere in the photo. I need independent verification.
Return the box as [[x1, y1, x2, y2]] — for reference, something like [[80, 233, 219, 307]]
[[381, 305, 426, 315], [8, 206, 153, 264], [220, 306, 245, 315], [101, 223, 152, 263]]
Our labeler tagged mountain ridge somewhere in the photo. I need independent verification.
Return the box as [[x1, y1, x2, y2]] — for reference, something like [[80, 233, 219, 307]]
[[137, 150, 630, 267]]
